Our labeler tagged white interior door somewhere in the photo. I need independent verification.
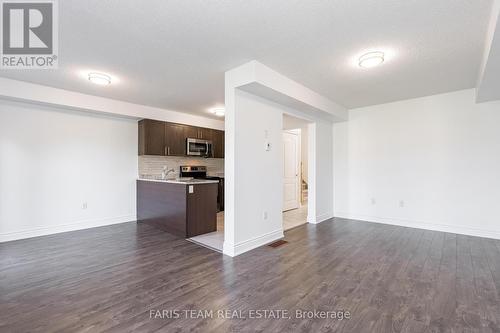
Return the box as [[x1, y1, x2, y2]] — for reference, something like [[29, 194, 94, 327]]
[[283, 131, 300, 211]]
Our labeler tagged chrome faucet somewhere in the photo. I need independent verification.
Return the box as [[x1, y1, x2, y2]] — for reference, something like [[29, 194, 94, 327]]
[[161, 166, 175, 180]]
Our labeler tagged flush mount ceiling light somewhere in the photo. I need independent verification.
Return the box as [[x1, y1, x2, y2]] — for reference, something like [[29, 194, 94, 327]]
[[88, 72, 111, 85], [358, 51, 385, 68], [211, 108, 225, 117]]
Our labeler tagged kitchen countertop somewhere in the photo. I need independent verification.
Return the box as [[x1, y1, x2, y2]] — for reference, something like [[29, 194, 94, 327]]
[[137, 178, 219, 185]]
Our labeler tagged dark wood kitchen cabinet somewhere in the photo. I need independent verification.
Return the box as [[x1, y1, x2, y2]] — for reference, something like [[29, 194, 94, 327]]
[[212, 130, 224, 158], [138, 119, 165, 156], [137, 180, 218, 238], [138, 119, 224, 158], [164, 122, 187, 156], [197, 127, 212, 140], [183, 124, 199, 141]]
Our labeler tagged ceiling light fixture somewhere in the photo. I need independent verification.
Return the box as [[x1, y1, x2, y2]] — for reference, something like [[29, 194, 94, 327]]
[[211, 108, 225, 117], [358, 51, 385, 68], [88, 72, 112, 85]]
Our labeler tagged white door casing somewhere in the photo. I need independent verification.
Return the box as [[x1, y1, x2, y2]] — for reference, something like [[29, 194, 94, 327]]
[[283, 130, 300, 211]]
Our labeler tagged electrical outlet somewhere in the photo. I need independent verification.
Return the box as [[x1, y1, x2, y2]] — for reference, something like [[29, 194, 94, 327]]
[[399, 200, 405, 208], [82, 202, 88, 210], [263, 211, 268, 220]]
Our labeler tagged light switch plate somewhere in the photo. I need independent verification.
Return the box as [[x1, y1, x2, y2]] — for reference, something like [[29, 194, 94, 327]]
[[189, 185, 194, 193]]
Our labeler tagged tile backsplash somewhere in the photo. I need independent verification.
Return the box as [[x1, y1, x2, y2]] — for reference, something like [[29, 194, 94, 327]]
[[139, 155, 224, 178]]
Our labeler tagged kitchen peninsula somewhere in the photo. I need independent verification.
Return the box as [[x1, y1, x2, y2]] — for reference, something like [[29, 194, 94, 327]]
[[137, 178, 218, 238]]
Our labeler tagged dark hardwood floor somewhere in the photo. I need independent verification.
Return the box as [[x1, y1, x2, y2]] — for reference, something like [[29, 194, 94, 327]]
[[1, 218, 500, 332]]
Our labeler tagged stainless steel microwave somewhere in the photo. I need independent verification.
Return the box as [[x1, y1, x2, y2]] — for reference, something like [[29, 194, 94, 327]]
[[186, 138, 213, 157]]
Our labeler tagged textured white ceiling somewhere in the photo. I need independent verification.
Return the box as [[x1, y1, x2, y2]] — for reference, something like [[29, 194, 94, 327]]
[[0, 0, 493, 118]]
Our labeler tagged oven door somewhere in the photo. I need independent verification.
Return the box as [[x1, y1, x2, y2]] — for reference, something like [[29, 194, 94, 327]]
[[187, 138, 212, 157]]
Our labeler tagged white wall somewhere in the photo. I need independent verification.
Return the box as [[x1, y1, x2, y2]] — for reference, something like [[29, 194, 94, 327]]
[[224, 61, 343, 256], [223, 90, 335, 256], [334, 89, 500, 239], [223, 90, 284, 256], [0, 101, 138, 242]]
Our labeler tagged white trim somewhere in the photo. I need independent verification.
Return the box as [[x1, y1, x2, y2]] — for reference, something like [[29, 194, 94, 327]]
[[223, 229, 284, 257], [334, 212, 500, 240], [307, 212, 333, 224], [0, 215, 136, 243]]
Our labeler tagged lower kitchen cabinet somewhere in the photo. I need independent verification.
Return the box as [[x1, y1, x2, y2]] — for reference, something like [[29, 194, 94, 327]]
[[136, 180, 218, 238]]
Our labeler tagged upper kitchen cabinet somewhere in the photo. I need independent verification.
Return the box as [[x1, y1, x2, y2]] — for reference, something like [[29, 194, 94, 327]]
[[138, 119, 224, 158], [183, 124, 199, 140], [164, 122, 186, 156], [185, 127, 213, 140], [138, 119, 165, 156], [212, 130, 224, 158], [198, 127, 213, 141]]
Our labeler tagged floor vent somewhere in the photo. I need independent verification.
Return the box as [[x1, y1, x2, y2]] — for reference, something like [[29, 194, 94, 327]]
[[268, 240, 288, 248]]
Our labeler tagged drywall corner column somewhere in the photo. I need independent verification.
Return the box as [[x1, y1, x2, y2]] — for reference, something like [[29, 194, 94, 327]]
[[223, 70, 237, 256], [306, 123, 317, 222], [223, 90, 285, 257], [223, 61, 344, 256], [307, 121, 334, 224]]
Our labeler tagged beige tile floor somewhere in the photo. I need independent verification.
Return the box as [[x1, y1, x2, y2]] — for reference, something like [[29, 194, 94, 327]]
[[189, 204, 308, 252], [283, 204, 308, 230], [188, 212, 225, 252]]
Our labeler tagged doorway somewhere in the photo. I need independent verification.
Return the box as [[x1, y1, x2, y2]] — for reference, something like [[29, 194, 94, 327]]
[[283, 130, 300, 211], [282, 114, 310, 230]]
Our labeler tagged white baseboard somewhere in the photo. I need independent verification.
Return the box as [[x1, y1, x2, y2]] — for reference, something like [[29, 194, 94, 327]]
[[334, 211, 500, 240], [0, 214, 137, 243], [307, 212, 334, 224], [223, 229, 284, 257]]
